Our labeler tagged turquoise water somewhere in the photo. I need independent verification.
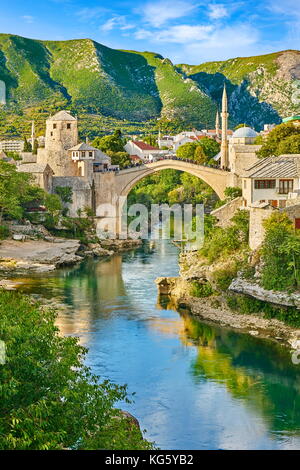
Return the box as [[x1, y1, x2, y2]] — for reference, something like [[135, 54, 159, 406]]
[[17, 240, 300, 450]]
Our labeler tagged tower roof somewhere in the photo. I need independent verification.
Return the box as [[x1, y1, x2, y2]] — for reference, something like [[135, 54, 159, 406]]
[[232, 127, 257, 138], [47, 110, 77, 122], [222, 84, 228, 113]]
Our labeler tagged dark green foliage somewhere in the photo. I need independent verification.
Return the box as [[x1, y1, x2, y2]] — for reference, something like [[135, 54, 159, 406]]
[[212, 264, 239, 290], [93, 134, 125, 153], [55, 186, 73, 204], [0, 160, 44, 223], [260, 212, 300, 291], [257, 122, 300, 158], [176, 138, 220, 164], [224, 187, 242, 199], [0, 224, 9, 239], [227, 294, 300, 328], [200, 210, 250, 262], [127, 170, 216, 209], [190, 281, 214, 298], [0, 290, 154, 449], [23, 136, 32, 152]]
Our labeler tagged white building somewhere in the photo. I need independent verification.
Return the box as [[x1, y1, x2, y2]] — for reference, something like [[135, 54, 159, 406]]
[[124, 140, 168, 162], [242, 154, 300, 208], [0, 139, 24, 153]]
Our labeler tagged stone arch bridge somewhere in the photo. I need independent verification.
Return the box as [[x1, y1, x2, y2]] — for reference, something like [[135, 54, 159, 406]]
[[93, 159, 235, 234]]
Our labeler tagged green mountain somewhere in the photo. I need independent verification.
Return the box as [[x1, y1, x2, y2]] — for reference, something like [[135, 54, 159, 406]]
[[0, 34, 299, 136]]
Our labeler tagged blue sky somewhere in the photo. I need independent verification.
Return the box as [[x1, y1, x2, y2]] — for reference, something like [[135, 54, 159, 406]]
[[0, 0, 299, 64]]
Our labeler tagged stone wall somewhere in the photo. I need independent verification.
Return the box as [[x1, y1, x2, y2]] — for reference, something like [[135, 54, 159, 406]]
[[52, 177, 92, 217], [210, 196, 243, 227], [249, 206, 274, 250]]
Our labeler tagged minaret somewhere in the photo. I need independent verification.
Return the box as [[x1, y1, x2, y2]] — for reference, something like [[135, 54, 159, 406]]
[[31, 120, 35, 148], [215, 110, 220, 137], [220, 84, 229, 169]]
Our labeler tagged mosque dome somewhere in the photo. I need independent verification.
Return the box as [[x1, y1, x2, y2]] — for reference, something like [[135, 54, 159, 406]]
[[232, 127, 258, 138]]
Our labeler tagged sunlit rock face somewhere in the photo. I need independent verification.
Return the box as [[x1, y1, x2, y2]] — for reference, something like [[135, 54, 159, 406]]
[[0, 80, 5, 105]]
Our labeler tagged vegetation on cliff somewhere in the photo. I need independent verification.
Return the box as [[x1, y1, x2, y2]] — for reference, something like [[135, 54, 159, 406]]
[[1, 35, 299, 137]]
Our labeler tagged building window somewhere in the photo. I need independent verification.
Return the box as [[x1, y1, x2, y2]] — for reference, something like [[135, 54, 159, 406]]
[[254, 179, 276, 189], [82, 152, 86, 158], [53, 124, 57, 129], [50, 132, 53, 136], [67, 123, 71, 129], [279, 179, 293, 194], [89, 152, 93, 157]]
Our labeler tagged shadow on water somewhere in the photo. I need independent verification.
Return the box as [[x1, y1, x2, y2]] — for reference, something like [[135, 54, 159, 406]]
[[15, 240, 300, 449]]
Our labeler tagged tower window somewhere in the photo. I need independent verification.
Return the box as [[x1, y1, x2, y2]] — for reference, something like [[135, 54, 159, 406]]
[[67, 123, 71, 129], [50, 132, 53, 136], [53, 124, 57, 129]]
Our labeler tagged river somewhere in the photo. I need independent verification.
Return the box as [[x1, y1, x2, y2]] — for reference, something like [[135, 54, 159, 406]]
[[16, 239, 300, 450]]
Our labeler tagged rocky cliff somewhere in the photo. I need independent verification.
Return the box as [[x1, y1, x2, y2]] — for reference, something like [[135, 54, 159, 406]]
[[0, 34, 300, 132]]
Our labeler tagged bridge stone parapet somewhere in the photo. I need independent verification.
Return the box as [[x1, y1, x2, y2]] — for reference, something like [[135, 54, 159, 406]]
[[93, 159, 237, 236]]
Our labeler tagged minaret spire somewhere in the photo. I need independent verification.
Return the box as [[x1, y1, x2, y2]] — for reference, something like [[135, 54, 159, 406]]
[[220, 83, 229, 169], [31, 120, 35, 148], [215, 110, 220, 137]]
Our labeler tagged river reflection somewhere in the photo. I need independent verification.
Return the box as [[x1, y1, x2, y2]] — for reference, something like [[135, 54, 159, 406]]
[[16, 240, 300, 450]]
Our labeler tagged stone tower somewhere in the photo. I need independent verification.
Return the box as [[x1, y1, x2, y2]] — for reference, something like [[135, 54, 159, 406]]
[[220, 84, 229, 169], [37, 110, 78, 176]]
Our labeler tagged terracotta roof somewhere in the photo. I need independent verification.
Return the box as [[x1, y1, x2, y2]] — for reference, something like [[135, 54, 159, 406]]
[[132, 140, 159, 151]]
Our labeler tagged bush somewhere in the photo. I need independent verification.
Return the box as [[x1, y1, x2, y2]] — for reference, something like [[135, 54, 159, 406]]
[[0, 291, 154, 450], [190, 281, 214, 298], [0, 225, 9, 240], [213, 264, 238, 291], [226, 293, 300, 327], [261, 212, 300, 291]]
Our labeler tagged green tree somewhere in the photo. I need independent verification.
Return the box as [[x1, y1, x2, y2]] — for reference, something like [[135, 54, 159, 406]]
[[257, 122, 300, 158], [277, 134, 300, 155], [261, 212, 300, 290], [0, 161, 43, 223], [55, 186, 73, 204], [176, 142, 197, 160], [0, 290, 154, 450], [107, 151, 132, 169], [194, 145, 207, 164], [23, 137, 32, 153], [197, 137, 220, 159], [93, 134, 125, 153], [32, 139, 39, 155]]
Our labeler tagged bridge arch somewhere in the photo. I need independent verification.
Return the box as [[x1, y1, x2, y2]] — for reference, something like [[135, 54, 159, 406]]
[[117, 159, 231, 201]]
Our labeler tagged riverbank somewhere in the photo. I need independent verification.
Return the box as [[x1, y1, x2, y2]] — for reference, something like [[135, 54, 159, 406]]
[[0, 237, 142, 276], [156, 274, 300, 351]]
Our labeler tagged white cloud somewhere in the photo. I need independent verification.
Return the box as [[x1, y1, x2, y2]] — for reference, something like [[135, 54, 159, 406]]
[[140, 24, 213, 44], [100, 16, 135, 33], [76, 7, 108, 21], [266, 0, 300, 18], [183, 23, 262, 62], [208, 4, 228, 20], [22, 15, 34, 24], [137, 0, 198, 28]]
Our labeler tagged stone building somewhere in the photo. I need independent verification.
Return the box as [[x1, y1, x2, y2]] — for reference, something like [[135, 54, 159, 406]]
[[17, 110, 117, 216]]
